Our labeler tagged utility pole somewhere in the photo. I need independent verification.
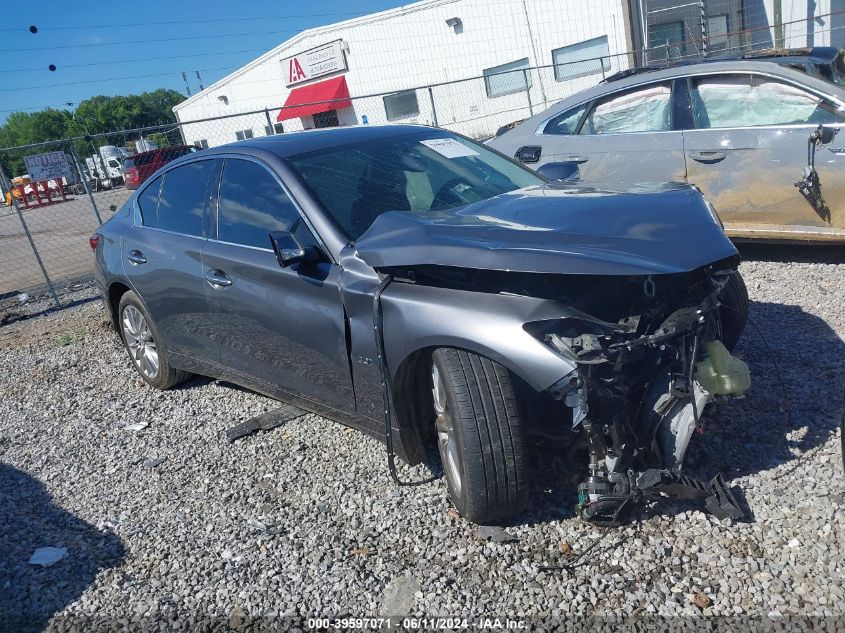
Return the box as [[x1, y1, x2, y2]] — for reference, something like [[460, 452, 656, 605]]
[[773, 0, 784, 48]]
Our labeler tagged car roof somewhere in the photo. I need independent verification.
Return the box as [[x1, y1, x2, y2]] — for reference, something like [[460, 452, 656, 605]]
[[495, 58, 845, 139], [213, 124, 448, 158], [603, 46, 844, 83]]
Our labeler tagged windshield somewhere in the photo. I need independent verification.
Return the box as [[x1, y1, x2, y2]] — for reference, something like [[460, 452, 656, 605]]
[[285, 131, 542, 240]]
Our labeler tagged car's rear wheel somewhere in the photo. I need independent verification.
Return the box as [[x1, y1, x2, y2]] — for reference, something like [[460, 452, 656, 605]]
[[118, 291, 190, 390], [718, 271, 749, 351], [431, 348, 528, 523]]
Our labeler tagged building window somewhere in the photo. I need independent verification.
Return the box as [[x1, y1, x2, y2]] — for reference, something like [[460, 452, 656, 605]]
[[383, 90, 420, 121], [264, 123, 285, 136], [648, 21, 685, 61], [707, 15, 729, 49], [552, 36, 611, 82], [235, 129, 254, 141], [196, 139, 209, 149], [483, 58, 532, 98]]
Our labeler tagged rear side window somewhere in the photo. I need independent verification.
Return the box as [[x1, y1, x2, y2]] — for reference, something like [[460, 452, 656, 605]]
[[157, 160, 215, 236], [217, 159, 305, 249], [137, 175, 162, 226], [691, 74, 845, 128], [122, 158, 135, 170], [581, 83, 672, 134]]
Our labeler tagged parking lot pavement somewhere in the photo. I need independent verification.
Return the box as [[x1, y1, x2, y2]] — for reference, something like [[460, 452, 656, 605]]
[[0, 249, 843, 627], [0, 188, 129, 295]]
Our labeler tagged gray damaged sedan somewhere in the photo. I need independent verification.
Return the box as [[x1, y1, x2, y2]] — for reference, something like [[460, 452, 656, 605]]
[[92, 125, 752, 524], [488, 48, 845, 244]]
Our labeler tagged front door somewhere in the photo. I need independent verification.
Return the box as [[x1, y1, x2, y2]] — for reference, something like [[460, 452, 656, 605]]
[[683, 73, 845, 238], [201, 156, 354, 411], [549, 81, 687, 184], [122, 159, 219, 359]]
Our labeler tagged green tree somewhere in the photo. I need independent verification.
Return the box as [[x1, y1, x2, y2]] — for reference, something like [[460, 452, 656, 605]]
[[1, 89, 186, 177]]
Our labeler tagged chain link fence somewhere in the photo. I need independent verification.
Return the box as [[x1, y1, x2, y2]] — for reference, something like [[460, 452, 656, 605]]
[[1, 56, 626, 310], [0, 2, 840, 310]]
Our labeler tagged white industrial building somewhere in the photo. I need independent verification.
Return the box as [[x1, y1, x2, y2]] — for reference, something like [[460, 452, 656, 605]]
[[173, 0, 842, 145]]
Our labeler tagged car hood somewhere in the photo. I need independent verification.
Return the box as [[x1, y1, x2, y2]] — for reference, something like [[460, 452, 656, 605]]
[[354, 182, 740, 276]]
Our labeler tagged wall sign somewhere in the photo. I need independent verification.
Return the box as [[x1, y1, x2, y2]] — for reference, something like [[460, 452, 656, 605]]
[[24, 151, 72, 181], [282, 40, 348, 87]]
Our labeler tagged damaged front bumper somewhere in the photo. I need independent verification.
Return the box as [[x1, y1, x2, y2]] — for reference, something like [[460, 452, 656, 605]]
[[535, 272, 751, 524]]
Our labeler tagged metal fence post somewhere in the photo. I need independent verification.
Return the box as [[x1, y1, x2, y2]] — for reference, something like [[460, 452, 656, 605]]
[[69, 143, 102, 225], [0, 162, 61, 307], [428, 87, 439, 127], [523, 69, 533, 117], [264, 109, 275, 135]]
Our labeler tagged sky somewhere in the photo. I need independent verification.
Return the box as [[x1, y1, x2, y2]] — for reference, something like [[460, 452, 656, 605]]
[[0, 0, 405, 123]]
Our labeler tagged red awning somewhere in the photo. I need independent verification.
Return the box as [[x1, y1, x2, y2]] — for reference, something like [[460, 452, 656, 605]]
[[277, 76, 352, 121]]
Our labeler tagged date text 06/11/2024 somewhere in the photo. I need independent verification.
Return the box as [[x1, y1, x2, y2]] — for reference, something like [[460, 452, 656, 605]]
[[305, 617, 526, 629]]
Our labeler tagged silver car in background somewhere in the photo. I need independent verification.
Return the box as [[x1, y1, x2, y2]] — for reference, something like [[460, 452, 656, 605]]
[[489, 49, 845, 243]]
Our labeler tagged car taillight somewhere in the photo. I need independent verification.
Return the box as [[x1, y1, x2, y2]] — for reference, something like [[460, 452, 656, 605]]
[[89, 234, 100, 252], [125, 167, 139, 184]]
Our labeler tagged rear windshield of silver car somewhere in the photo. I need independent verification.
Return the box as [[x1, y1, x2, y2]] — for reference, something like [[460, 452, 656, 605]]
[[284, 131, 542, 240]]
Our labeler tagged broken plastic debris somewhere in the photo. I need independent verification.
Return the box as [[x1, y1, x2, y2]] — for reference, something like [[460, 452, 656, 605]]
[[350, 546, 376, 556], [478, 525, 519, 543], [16, 293, 29, 304], [692, 592, 712, 609], [28, 547, 67, 567], [125, 421, 149, 432], [226, 404, 304, 442]]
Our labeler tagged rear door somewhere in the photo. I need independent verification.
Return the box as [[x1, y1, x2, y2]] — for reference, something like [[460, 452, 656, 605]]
[[682, 72, 845, 236], [201, 156, 354, 411], [122, 158, 219, 360], [543, 80, 686, 184]]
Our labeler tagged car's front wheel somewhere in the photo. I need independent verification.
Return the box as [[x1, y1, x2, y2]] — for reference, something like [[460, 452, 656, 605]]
[[118, 291, 190, 390], [431, 348, 528, 523]]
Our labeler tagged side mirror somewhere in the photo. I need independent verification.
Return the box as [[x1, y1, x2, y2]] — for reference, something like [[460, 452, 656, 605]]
[[270, 230, 321, 268], [536, 161, 581, 182], [818, 125, 839, 145]]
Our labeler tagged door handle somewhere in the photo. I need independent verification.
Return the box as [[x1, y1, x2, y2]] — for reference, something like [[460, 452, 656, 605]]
[[206, 269, 233, 288], [564, 155, 590, 164], [127, 249, 147, 265], [690, 151, 726, 164], [515, 145, 542, 163]]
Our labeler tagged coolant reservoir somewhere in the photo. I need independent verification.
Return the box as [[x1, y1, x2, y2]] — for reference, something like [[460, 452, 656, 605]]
[[695, 340, 751, 396]]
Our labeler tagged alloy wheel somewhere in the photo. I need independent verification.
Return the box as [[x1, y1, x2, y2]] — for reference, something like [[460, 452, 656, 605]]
[[433, 363, 462, 498], [122, 305, 159, 379]]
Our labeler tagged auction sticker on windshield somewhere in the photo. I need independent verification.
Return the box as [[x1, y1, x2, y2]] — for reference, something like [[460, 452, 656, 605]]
[[420, 138, 479, 158]]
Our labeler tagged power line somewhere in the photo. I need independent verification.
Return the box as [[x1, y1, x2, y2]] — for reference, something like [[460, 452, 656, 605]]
[[0, 47, 272, 73], [0, 66, 237, 93], [0, 28, 307, 53], [0, 11, 370, 33]]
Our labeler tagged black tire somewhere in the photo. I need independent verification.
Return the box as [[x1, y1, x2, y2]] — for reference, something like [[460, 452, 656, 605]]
[[117, 290, 190, 390], [719, 271, 749, 351], [432, 348, 528, 523]]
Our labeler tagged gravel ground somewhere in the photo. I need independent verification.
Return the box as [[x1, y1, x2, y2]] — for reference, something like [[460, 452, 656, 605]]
[[0, 246, 843, 631]]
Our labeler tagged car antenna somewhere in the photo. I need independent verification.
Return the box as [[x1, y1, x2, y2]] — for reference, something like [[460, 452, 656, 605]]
[[372, 273, 437, 487]]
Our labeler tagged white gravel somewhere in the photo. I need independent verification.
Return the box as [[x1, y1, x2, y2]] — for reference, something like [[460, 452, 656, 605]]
[[0, 246, 843, 630]]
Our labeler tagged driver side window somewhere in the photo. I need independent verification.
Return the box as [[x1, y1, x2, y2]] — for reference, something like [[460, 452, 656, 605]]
[[543, 104, 588, 135]]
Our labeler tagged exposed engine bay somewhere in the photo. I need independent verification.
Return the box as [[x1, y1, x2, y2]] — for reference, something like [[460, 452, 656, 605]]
[[536, 268, 752, 524]]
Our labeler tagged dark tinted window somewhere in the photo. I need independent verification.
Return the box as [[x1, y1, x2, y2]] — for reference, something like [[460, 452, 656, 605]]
[[137, 175, 162, 227], [157, 160, 214, 236], [217, 159, 304, 249]]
